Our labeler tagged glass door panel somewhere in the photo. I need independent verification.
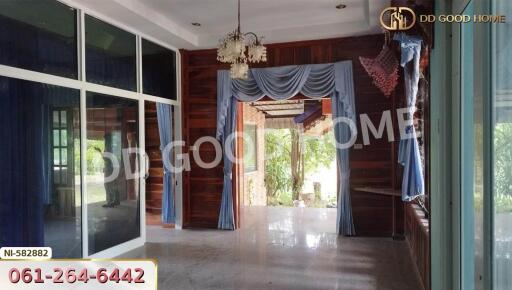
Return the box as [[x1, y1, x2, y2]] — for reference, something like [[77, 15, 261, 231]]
[[493, 1, 512, 289], [86, 92, 140, 255], [0, 76, 81, 258]]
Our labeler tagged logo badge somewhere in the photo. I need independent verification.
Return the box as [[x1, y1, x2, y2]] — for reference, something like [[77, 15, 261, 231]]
[[380, 7, 416, 31]]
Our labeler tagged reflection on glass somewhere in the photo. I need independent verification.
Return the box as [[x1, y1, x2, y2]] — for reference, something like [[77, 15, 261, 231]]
[[0, 0, 78, 78], [85, 15, 137, 91], [86, 92, 140, 255], [142, 39, 177, 100], [493, 1, 512, 289], [0, 76, 81, 257]]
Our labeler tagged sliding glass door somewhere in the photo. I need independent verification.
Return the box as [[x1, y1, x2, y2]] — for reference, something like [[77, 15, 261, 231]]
[[460, 1, 512, 289], [0, 0, 180, 258], [85, 92, 141, 256], [0, 77, 82, 258], [492, 1, 512, 289]]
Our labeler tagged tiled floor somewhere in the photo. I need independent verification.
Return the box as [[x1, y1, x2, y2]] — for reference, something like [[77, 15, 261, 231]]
[[123, 206, 423, 290]]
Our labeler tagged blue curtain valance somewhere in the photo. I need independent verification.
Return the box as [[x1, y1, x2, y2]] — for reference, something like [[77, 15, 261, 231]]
[[216, 61, 356, 235], [217, 61, 355, 141]]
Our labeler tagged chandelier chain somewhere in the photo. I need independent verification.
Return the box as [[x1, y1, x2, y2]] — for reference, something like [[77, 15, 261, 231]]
[[217, 0, 267, 79]]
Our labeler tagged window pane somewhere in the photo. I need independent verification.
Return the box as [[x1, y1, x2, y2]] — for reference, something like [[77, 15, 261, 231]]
[[85, 15, 136, 91], [61, 148, 68, 166], [61, 129, 68, 146], [54, 148, 61, 165], [86, 92, 140, 255], [61, 111, 67, 127], [0, 0, 78, 78], [53, 129, 60, 147], [493, 1, 512, 289], [0, 76, 81, 258], [53, 111, 60, 127], [142, 39, 177, 100]]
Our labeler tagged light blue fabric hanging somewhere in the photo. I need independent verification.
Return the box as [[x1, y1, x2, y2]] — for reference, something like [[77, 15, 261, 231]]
[[156, 103, 175, 224], [218, 86, 237, 230], [216, 61, 357, 235], [332, 63, 357, 236], [394, 33, 425, 201]]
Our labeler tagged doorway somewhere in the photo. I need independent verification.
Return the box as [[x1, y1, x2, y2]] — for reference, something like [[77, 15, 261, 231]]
[[144, 100, 178, 227], [237, 99, 338, 231]]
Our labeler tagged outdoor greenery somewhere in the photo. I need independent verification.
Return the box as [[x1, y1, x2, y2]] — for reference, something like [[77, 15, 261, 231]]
[[494, 123, 512, 213], [265, 129, 292, 202], [74, 139, 106, 175], [265, 129, 336, 207]]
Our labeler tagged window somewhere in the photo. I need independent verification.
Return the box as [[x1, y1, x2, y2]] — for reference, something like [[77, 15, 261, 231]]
[[85, 15, 137, 91], [244, 124, 257, 172], [52, 109, 72, 185], [0, 0, 78, 78], [142, 39, 177, 100]]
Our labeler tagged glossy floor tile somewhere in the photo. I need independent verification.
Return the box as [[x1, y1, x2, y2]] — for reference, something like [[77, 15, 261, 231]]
[[122, 206, 423, 290]]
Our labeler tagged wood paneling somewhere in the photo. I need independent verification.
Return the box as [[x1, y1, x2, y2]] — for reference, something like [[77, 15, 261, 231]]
[[405, 203, 430, 290], [181, 34, 406, 229], [144, 102, 164, 225]]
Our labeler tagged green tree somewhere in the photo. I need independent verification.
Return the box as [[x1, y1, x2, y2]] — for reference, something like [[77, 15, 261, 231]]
[[494, 123, 512, 213], [264, 128, 336, 204], [264, 129, 292, 199], [291, 129, 304, 201], [495, 123, 512, 197], [304, 131, 336, 174]]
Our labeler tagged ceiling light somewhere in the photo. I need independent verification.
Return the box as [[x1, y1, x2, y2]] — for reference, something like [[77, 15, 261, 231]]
[[217, 0, 267, 79]]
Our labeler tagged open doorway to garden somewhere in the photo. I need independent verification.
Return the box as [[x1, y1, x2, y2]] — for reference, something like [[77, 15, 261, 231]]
[[241, 99, 337, 209]]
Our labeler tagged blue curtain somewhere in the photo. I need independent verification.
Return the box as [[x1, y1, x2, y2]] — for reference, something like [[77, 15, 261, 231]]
[[216, 61, 357, 235], [218, 93, 237, 230], [394, 33, 425, 201], [156, 103, 175, 224], [332, 63, 357, 236]]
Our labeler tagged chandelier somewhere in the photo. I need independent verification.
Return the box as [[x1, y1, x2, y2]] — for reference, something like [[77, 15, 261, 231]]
[[217, 0, 267, 79]]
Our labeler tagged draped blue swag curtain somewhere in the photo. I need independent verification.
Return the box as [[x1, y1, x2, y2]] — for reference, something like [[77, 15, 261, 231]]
[[156, 103, 175, 224], [394, 33, 425, 201], [216, 61, 356, 235]]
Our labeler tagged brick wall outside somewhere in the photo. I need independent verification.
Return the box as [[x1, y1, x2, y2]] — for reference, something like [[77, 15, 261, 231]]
[[243, 103, 267, 206]]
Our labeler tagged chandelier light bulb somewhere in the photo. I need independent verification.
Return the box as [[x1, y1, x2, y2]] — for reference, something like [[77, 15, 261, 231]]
[[230, 62, 249, 80], [248, 44, 267, 63]]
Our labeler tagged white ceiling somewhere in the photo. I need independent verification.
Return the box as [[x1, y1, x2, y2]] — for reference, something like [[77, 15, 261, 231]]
[[65, 0, 390, 50]]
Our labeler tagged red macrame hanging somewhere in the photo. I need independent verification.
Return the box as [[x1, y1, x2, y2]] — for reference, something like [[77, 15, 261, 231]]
[[359, 32, 399, 97]]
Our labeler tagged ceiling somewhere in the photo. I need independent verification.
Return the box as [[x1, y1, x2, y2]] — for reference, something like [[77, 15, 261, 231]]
[[67, 0, 390, 50]]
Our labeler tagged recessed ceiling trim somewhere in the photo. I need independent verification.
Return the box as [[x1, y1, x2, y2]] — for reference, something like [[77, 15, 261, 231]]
[[62, 0, 389, 50]]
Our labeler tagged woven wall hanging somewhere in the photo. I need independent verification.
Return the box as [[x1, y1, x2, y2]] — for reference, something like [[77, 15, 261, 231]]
[[359, 32, 399, 97]]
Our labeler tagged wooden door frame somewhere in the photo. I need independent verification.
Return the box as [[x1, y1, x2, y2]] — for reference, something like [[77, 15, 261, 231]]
[[232, 102, 244, 229]]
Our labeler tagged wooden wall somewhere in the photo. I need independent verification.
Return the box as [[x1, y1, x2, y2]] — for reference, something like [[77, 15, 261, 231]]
[[405, 203, 430, 290], [144, 102, 164, 225], [180, 34, 409, 229]]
